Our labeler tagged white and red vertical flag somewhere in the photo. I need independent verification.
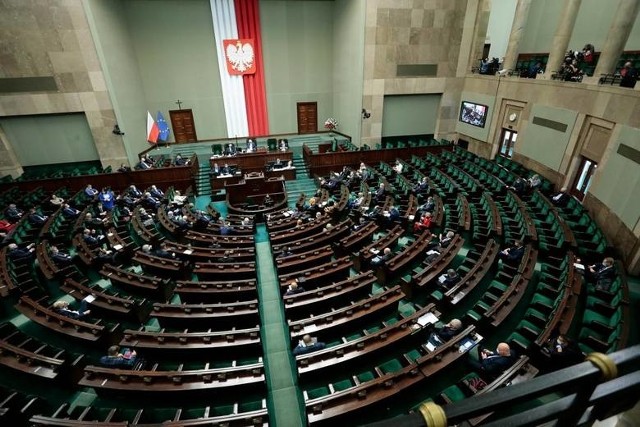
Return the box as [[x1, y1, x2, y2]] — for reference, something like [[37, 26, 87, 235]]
[[210, 0, 269, 137], [146, 111, 159, 144]]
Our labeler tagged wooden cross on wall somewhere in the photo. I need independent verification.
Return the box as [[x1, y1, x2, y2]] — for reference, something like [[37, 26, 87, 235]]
[[176, 99, 183, 110]]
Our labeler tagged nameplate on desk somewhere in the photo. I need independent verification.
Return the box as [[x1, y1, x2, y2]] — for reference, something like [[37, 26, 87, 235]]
[[369, 248, 380, 255], [183, 249, 194, 255]]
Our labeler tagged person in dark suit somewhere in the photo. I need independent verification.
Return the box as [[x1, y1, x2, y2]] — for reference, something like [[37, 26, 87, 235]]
[[586, 257, 616, 291], [149, 185, 164, 199], [417, 196, 436, 216], [7, 243, 35, 261], [4, 204, 23, 222], [210, 163, 221, 177], [285, 281, 305, 296], [99, 345, 138, 369], [439, 268, 461, 290], [428, 318, 463, 348], [216, 250, 235, 263], [509, 177, 527, 195], [221, 163, 232, 175], [499, 240, 525, 266], [550, 187, 571, 207], [83, 228, 104, 247], [117, 163, 131, 173], [620, 61, 638, 88], [62, 203, 80, 219], [469, 343, 516, 380], [52, 299, 90, 319], [412, 177, 429, 194], [154, 242, 175, 259], [273, 158, 284, 169], [374, 183, 387, 203], [224, 143, 237, 156], [292, 334, 325, 356], [50, 245, 75, 267], [28, 208, 48, 226], [174, 154, 187, 166], [246, 139, 257, 152], [542, 334, 584, 371]]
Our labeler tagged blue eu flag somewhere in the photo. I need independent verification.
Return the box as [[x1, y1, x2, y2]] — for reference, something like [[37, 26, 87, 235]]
[[156, 111, 170, 142]]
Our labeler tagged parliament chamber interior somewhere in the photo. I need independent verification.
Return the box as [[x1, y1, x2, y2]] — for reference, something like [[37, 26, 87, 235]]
[[0, 0, 639, 426]]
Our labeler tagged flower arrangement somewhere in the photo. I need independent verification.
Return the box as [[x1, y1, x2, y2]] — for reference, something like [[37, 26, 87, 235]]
[[324, 118, 338, 131]]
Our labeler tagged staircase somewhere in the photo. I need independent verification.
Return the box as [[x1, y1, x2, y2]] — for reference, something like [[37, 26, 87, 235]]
[[195, 154, 212, 196], [285, 153, 316, 208]]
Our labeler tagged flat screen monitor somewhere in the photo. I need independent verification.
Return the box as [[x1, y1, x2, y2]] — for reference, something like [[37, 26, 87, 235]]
[[459, 101, 488, 128]]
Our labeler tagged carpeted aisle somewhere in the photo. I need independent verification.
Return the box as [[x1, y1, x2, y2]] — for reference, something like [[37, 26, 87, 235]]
[[254, 224, 306, 427]]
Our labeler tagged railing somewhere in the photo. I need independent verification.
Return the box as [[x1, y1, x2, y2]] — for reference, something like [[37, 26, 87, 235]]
[[363, 345, 640, 427]]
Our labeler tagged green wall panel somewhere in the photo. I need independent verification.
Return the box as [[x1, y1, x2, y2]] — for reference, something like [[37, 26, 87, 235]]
[[518, 104, 577, 171], [382, 94, 441, 137]]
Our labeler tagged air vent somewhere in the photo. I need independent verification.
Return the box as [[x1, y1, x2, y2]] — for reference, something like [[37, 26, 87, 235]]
[[396, 64, 438, 77], [531, 116, 568, 133], [0, 77, 58, 93], [617, 144, 640, 165]]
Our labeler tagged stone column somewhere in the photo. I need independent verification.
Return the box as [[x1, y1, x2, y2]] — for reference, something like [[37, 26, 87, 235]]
[[502, 0, 533, 72], [545, 0, 582, 76], [593, 0, 640, 76]]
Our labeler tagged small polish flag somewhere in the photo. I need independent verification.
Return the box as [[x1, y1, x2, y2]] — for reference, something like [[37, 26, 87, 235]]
[[147, 111, 159, 144]]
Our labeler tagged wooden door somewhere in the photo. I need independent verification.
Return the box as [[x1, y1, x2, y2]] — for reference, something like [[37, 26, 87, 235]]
[[169, 109, 198, 143], [296, 102, 317, 134]]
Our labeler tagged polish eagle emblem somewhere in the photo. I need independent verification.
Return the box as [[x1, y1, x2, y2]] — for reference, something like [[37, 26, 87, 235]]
[[223, 39, 256, 75]]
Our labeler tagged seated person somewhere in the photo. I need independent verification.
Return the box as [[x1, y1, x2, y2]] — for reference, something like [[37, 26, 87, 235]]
[[542, 334, 584, 371], [393, 161, 403, 174], [428, 318, 463, 347], [117, 163, 131, 173], [499, 240, 524, 266], [278, 247, 294, 258], [84, 212, 106, 228], [246, 139, 257, 152], [414, 212, 433, 232], [62, 203, 81, 219], [272, 158, 284, 169], [417, 196, 436, 215], [585, 256, 616, 291], [84, 185, 98, 199], [285, 281, 305, 296], [264, 194, 273, 206], [216, 250, 235, 263], [384, 203, 400, 222], [220, 163, 232, 175], [374, 183, 387, 203], [0, 219, 16, 234], [28, 208, 48, 226], [49, 193, 64, 207], [224, 143, 237, 156], [174, 154, 188, 166], [52, 299, 90, 319], [7, 242, 35, 261], [438, 230, 456, 250], [136, 157, 151, 170], [4, 203, 23, 222], [412, 177, 429, 194], [83, 228, 105, 247], [220, 221, 234, 235], [50, 245, 75, 267], [140, 193, 159, 210], [210, 163, 221, 177], [154, 242, 175, 259], [279, 139, 289, 152], [509, 177, 528, 195], [469, 342, 517, 380], [371, 247, 392, 266], [293, 334, 325, 356], [527, 174, 542, 190], [550, 187, 570, 207], [438, 268, 461, 290], [99, 345, 139, 369], [149, 185, 164, 199]]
